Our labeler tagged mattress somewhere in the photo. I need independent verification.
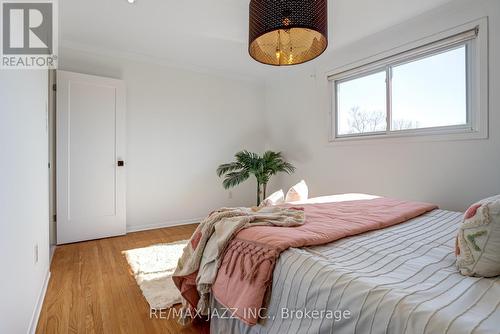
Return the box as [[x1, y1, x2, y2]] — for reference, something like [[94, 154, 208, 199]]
[[210, 209, 500, 334]]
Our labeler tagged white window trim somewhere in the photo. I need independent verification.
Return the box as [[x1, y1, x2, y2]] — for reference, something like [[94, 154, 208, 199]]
[[327, 18, 488, 144]]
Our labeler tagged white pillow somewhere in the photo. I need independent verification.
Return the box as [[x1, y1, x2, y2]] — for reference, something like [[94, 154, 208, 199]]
[[456, 194, 500, 277], [285, 180, 308, 202], [260, 189, 285, 207]]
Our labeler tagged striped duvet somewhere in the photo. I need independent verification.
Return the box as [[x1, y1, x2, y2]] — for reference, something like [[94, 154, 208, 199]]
[[210, 209, 500, 334]]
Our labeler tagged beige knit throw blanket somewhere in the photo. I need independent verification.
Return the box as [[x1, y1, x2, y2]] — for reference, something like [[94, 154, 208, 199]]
[[172, 206, 305, 323]]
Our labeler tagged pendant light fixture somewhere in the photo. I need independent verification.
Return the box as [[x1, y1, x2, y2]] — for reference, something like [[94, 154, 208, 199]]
[[249, 0, 328, 66]]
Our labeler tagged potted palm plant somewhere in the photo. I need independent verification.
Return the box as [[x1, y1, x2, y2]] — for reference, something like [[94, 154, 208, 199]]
[[217, 150, 295, 206]]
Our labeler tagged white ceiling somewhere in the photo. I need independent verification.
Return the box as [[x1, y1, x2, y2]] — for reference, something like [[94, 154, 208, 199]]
[[60, 0, 455, 78]]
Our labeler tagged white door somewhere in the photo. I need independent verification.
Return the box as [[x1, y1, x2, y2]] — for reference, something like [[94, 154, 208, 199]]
[[57, 71, 126, 244]]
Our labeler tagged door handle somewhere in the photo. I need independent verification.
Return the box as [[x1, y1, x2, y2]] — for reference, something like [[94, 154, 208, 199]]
[[117, 160, 124, 167]]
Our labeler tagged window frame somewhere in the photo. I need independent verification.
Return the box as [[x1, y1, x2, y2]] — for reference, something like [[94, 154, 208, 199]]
[[328, 19, 488, 143]]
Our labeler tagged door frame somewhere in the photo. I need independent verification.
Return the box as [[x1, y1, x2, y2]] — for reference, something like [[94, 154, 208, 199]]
[[48, 70, 56, 258]]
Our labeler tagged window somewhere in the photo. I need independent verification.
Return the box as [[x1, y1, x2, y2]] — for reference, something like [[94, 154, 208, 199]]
[[329, 25, 486, 141], [337, 71, 387, 136], [391, 46, 466, 131]]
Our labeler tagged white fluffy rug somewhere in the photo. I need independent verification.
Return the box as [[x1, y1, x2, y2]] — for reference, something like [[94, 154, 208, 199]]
[[124, 240, 188, 309]]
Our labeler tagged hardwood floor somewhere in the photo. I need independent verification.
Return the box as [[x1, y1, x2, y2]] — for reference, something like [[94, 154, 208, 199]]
[[36, 224, 202, 334]]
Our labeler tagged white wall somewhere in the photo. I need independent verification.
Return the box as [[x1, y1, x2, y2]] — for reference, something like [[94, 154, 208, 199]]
[[0, 71, 50, 333], [264, 0, 500, 212], [58, 0, 499, 226], [59, 48, 267, 230]]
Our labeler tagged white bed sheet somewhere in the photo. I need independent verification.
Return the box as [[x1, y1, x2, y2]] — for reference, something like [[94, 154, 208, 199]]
[[211, 209, 500, 334]]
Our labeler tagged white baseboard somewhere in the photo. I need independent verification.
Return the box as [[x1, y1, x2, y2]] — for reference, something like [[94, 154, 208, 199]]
[[126, 217, 202, 233], [28, 270, 51, 334]]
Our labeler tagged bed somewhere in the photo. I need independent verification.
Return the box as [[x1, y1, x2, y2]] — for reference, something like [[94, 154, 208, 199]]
[[210, 207, 500, 334]]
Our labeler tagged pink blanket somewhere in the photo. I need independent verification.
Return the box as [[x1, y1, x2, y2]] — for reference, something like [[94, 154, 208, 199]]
[[211, 197, 438, 325]]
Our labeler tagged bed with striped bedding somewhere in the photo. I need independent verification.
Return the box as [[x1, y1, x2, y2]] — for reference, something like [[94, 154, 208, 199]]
[[210, 209, 500, 334]]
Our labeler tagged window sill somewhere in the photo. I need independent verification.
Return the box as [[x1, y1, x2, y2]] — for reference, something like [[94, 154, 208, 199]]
[[328, 126, 488, 145]]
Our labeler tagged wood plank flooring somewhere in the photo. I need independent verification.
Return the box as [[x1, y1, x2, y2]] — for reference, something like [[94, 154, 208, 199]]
[[36, 224, 201, 334]]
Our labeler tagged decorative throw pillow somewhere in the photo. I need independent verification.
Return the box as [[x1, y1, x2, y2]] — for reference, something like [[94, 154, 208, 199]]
[[456, 195, 500, 277], [285, 180, 309, 202], [260, 189, 285, 207]]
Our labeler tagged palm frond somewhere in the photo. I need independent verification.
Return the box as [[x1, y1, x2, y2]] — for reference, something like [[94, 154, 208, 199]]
[[261, 151, 295, 176], [235, 150, 261, 171], [222, 171, 250, 189], [216, 162, 243, 177], [275, 161, 296, 174], [262, 150, 282, 162]]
